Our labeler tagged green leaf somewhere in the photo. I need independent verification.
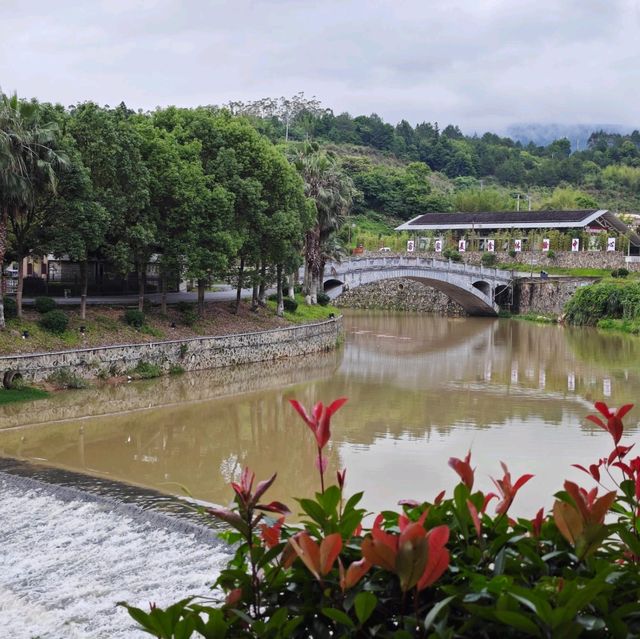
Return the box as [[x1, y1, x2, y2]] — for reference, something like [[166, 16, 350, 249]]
[[343, 491, 364, 513], [354, 592, 377, 626], [317, 485, 341, 514], [424, 595, 455, 632], [559, 572, 610, 623], [282, 616, 304, 636], [174, 615, 197, 639], [576, 615, 606, 631], [508, 588, 553, 626], [618, 527, 640, 556], [298, 498, 327, 525], [265, 607, 289, 629], [493, 547, 507, 576], [493, 611, 542, 637], [322, 607, 355, 628], [202, 609, 229, 638]]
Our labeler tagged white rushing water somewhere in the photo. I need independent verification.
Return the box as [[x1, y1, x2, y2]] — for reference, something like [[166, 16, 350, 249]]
[[0, 477, 229, 639]]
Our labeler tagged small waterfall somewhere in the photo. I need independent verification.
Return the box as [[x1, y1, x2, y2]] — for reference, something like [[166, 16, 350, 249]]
[[0, 471, 230, 639]]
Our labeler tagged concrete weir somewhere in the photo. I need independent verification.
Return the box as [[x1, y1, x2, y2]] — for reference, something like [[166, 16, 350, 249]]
[[0, 461, 229, 639]]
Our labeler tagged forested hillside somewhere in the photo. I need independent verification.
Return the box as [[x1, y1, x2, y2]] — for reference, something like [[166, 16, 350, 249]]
[[233, 95, 640, 232]]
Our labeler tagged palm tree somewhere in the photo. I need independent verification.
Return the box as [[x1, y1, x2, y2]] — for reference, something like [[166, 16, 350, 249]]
[[0, 93, 66, 324], [289, 142, 353, 303]]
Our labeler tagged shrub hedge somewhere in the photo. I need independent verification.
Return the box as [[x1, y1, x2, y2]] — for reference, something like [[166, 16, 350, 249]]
[[124, 399, 640, 639]]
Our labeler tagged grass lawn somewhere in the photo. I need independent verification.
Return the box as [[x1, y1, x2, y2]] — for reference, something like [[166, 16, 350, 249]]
[[499, 263, 640, 278], [266, 295, 339, 324], [0, 300, 293, 356], [0, 387, 49, 405]]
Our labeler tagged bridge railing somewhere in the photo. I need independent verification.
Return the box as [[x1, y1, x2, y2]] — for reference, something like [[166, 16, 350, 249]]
[[328, 256, 513, 281]]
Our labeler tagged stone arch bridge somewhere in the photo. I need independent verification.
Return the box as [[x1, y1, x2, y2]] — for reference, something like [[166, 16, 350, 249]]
[[322, 256, 515, 316]]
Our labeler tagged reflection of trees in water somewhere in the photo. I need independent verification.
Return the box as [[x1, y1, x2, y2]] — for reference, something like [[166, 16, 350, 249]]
[[0, 348, 342, 429], [343, 315, 640, 407], [565, 325, 640, 371], [5, 315, 640, 507], [0, 390, 339, 507]]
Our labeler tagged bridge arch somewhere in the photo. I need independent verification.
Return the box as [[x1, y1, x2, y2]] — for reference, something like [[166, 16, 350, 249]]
[[472, 280, 492, 297], [323, 278, 343, 293], [318, 256, 513, 316]]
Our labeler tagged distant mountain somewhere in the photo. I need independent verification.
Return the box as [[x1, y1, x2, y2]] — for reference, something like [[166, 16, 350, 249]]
[[504, 123, 635, 152]]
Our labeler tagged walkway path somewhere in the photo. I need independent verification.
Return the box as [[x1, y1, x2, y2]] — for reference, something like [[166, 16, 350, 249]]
[[21, 285, 253, 307]]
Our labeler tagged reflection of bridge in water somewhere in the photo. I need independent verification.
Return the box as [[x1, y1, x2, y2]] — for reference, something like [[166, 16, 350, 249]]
[[322, 256, 514, 315], [337, 314, 635, 409]]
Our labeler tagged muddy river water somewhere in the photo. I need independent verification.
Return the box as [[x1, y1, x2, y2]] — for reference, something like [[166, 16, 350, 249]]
[[1, 311, 639, 518]]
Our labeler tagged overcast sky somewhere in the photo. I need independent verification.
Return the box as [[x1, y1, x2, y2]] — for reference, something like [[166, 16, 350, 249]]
[[1, 0, 638, 133]]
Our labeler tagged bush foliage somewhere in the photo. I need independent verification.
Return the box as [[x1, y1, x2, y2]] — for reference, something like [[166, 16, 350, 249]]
[[124, 399, 640, 639], [3, 296, 16, 319], [128, 360, 162, 379], [564, 281, 640, 326], [47, 368, 88, 389], [283, 298, 298, 313], [34, 296, 57, 313], [480, 252, 498, 267], [123, 308, 145, 328], [316, 292, 331, 306], [39, 309, 69, 334]]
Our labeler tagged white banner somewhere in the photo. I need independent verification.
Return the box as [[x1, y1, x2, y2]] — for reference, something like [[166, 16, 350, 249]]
[[607, 237, 616, 252], [407, 240, 414, 252], [458, 239, 466, 252], [542, 238, 550, 252], [571, 238, 580, 252], [514, 239, 522, 252], [486, 239, 495, 252], [434, 239, 442, 253]]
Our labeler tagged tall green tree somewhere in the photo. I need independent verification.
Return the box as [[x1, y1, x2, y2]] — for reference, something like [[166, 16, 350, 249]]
[[0, 94, 66, 321], [46, 142, 109, 320], [69, 103, 150, 309], [289, 142, 354, 303]]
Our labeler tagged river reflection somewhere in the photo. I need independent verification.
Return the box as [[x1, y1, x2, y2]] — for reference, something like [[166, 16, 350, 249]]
[[1, 312, 639, 517]]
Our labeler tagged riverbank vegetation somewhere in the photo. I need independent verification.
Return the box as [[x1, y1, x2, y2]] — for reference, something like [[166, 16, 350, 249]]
[[0, 386, 49, 405], [564, 280, 640, 327], [124, 398, 640, 638], [4, 91, 640, 334], [0, 301, 292, 355]]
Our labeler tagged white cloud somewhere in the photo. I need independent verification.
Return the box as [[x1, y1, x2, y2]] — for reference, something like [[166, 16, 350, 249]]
[[0, 0, 638, 131]]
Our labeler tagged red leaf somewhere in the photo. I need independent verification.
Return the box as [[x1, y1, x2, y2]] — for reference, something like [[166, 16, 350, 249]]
[[252, 472, 277, 505], [617, 404, 634, 419], [513, 473, 534, 491], [327, 397, 348, 416], [467, 499, 481, 537], [586, 415, 606, 430], [319, 533, 342, 575], [594, 401, 612, 418], [288, 399, 314, 428], [256, 500, 291, 515]]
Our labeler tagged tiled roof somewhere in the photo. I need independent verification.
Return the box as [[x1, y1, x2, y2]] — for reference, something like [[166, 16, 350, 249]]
[[405, 210, 598, 227]]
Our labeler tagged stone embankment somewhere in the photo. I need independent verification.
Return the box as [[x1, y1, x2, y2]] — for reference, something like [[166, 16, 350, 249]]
[[460, 250, 634, 271], [0, 316, 342, 383], [334, 279, 465, 315], [513, 278, 599, 316]]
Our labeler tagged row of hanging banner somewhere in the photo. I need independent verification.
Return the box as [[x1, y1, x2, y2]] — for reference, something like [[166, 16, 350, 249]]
[[405, 237, 617, 253]]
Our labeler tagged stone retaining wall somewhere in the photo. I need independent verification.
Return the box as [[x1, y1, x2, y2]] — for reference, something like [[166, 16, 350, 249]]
[[460, 250, 632, 271], [513, 278, 599, 316], [335, 279, 465, 315], [360, 250, 635, 270], [0, 317, 342, 382]]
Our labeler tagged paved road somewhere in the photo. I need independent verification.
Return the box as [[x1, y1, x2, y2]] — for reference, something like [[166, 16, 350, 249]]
[[20, 286, 256, 306]]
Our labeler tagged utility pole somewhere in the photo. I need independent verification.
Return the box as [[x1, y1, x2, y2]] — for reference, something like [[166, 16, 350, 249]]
[[516, 193, 521, 211]]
